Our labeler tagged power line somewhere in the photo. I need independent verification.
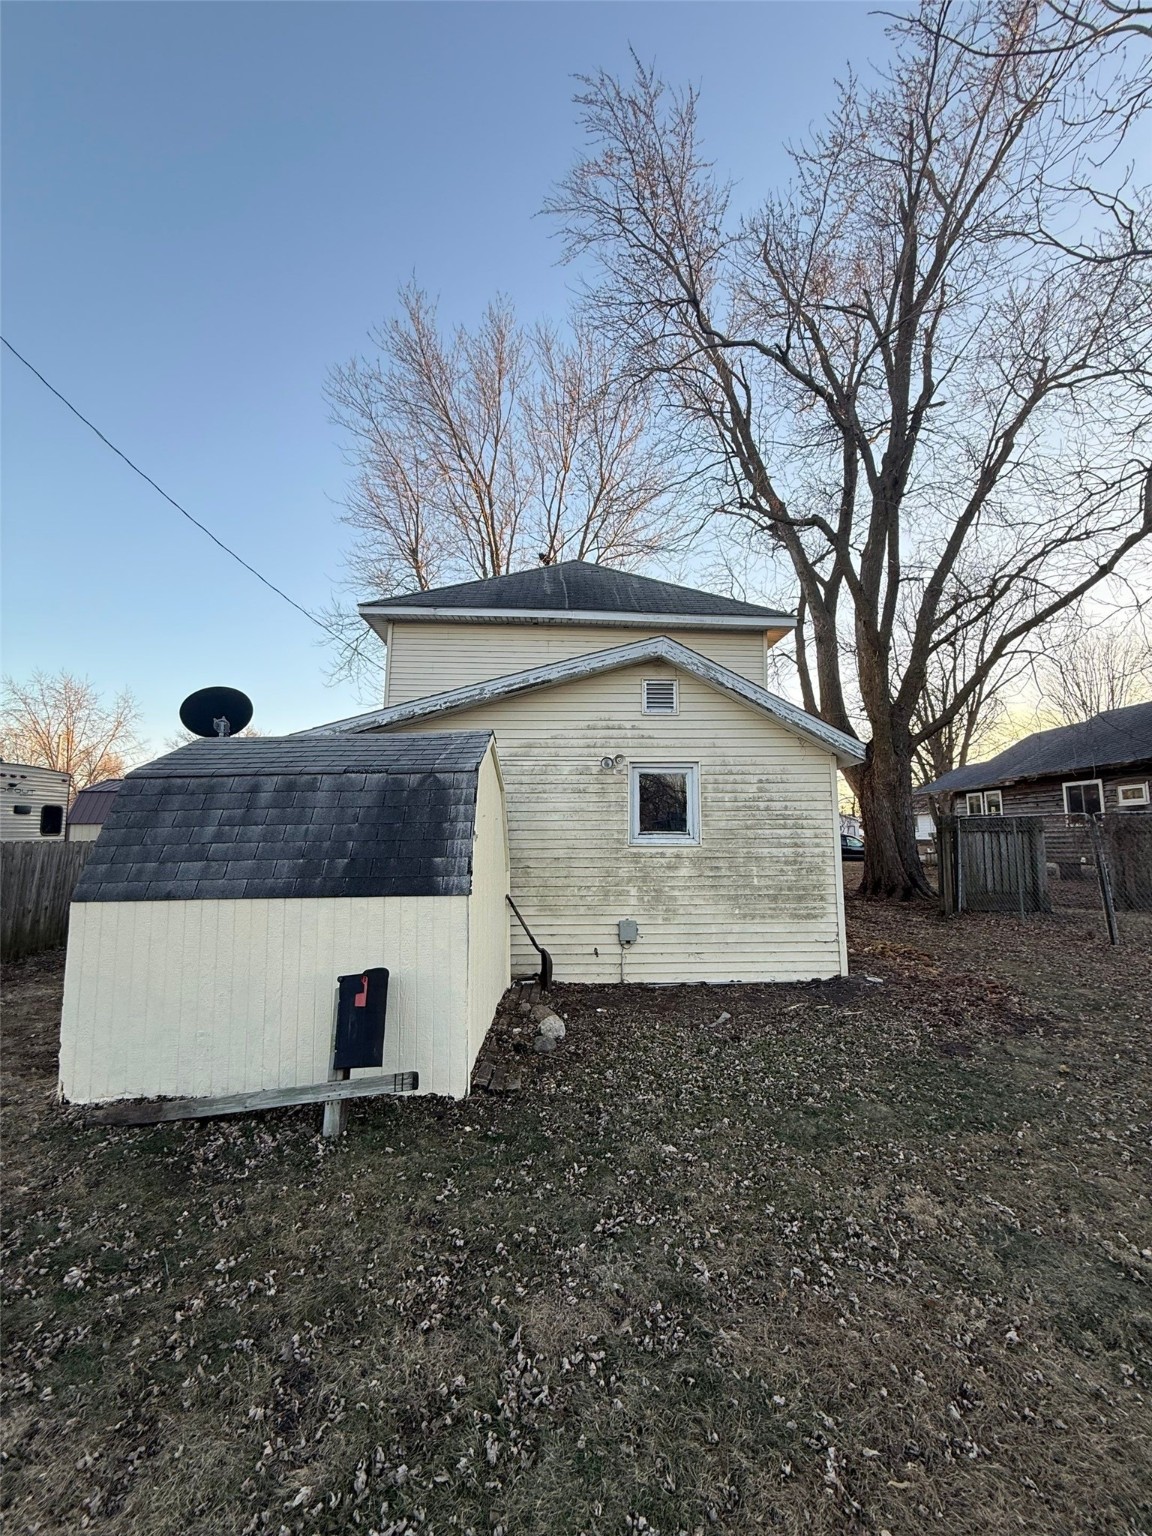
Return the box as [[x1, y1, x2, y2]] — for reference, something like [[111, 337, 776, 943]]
[[1, 335, 369, 663]]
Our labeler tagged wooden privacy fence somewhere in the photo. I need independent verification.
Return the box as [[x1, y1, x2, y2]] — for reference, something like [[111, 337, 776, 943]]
[[938, 815, 1050, 916], [2, 841, 94, 960]]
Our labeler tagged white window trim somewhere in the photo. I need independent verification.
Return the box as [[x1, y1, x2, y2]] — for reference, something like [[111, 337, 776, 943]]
[[964, 792, 985, 816], [629, 762, 700, 846], [1117, 781, 1149, 805], [1062, 778, 1104, 816], [641, 678, 679, 715], [983, 789, 1003, 815]]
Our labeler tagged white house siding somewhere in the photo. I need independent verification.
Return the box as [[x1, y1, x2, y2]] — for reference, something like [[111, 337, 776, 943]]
[[381, 661, 845, 984], [60, 895, 471, 1105], [384, 622, 775, 706], [66, 822, 103, 843], [467, 747, 512, 1069]]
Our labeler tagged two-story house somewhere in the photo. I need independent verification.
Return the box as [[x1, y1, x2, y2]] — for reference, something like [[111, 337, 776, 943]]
[[308, 561, 865, 986], [60, 562, 866, 1114]]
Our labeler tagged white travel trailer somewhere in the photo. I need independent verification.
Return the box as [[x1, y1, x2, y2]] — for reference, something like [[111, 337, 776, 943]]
[[1, 762, 70, 841]]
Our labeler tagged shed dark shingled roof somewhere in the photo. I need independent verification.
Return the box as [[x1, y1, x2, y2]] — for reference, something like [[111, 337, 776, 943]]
[[919, 702, 1152, 796], [364, 560, 791, 620], [73, 732, 492, 904]]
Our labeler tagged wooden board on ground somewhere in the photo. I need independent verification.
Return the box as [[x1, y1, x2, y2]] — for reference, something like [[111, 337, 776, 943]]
[[84, 1071, 419, 1127]]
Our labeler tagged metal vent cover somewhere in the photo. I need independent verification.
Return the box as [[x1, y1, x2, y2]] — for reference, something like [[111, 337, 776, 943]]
[[642, 679, 678, 715]]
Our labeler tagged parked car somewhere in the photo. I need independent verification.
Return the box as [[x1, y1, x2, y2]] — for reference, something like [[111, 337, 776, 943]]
[[840, 833, 865, 861]]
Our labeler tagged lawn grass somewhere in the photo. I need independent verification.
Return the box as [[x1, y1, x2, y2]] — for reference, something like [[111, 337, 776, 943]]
[[2, 897, 1150, 1535]]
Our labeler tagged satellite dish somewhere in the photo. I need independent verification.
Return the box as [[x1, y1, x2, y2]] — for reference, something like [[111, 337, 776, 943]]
[[179, 687, 253, 739]]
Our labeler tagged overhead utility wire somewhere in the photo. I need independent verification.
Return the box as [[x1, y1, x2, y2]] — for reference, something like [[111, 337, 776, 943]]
[[1, 335, 375, 666]]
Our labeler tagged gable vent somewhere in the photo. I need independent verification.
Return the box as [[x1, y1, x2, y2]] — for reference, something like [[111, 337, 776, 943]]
[[642, 679, 678, 715]]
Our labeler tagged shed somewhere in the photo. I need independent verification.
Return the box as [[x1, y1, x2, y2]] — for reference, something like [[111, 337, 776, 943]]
[[66, 778, 123, 841], [60, 732, 509, 1108]]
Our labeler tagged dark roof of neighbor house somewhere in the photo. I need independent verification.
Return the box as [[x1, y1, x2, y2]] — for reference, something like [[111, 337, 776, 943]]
[[67, 778, 123, 827], [362, 560, 793, 622], [73, 732, 493, 904], [918, 702, 1152, 797]]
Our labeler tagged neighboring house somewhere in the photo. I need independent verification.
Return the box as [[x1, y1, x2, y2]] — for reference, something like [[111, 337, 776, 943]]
[[915, 702, 1152, 860], [66, 778, 123, 841], [307, 561, 865, 986], [1, 762, 70, 841], [61, 734, 508, 1105]]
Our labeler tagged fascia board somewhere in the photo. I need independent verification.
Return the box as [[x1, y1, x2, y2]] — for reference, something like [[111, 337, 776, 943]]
[[358, 604, 796, 631]]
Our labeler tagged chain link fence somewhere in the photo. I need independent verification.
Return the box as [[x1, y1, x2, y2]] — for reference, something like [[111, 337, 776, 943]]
[[933, 810, 1152, 944]]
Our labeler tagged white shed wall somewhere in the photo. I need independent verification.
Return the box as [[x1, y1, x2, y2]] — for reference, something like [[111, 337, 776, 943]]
[[60, 895, 471, 1105], [382, 661, 845, 984], [467, 747, 512, 1067], [66, 822, 103, 843], [385, 622, 774, 705]]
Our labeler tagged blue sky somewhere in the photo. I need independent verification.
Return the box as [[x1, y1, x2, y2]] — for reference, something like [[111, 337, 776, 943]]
[[2, 1, 889, 750]]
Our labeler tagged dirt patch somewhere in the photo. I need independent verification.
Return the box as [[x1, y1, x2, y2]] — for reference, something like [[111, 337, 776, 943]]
[[2, 907, 1150, 1536]]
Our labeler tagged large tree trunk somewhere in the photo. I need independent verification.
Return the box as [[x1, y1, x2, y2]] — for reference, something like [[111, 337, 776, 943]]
[[852, 735, 933, 900]]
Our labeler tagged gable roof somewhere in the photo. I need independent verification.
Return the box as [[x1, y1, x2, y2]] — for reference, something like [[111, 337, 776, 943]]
[[73, 731, 493, 904], [918, 702, 1152, 796], [360, 560, 793, 630], [68, 778, 123, 827], [300, 636, 866, 768]]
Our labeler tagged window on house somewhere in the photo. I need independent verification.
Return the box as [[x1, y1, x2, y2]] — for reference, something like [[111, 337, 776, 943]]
[[963, 790, 1004, 815], [39, 804, 64, 836], [629, 764, 699, 844], [642, 679, 678, 715], [1117, 782, 1149, 807], [1063, 779, 1103, 817]]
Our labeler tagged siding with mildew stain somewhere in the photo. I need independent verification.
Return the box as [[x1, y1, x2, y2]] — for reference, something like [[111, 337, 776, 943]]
[[376, 660, 845, 984], [385, 623, 776, 705]]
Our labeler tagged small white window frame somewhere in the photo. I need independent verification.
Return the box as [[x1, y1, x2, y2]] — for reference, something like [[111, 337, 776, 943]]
[[983, 789, 1004, 815], [964, 792, 985, 816], [629, 762, 699, 846], [1062, 778, 1104, 816], [1117, 781, 1149, 806], [641, 678, 679, 716]]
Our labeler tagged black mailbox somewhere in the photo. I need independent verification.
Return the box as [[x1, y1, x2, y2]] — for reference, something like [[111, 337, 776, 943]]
[[333, 968, 390, 1070]]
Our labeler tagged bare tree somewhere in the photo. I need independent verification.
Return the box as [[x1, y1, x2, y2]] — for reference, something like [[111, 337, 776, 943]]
[[1, 672, 142, 790], [327, 286, 677, 597], [1036, 618, 1152, 721], [548, 0, 1151, 897]]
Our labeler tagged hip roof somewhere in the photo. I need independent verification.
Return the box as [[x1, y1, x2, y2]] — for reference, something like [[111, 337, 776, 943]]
[[361, 560, 793, 627]]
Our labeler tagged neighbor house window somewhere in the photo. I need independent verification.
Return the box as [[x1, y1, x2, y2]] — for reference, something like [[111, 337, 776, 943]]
[[629, 763, 699, 845], [642, 679, 678, 715], [1063, 779, 1103, 816], [964, 790, 1003, 815], [39, 805, 64, 836], [1116, 782, 1149, 807]]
